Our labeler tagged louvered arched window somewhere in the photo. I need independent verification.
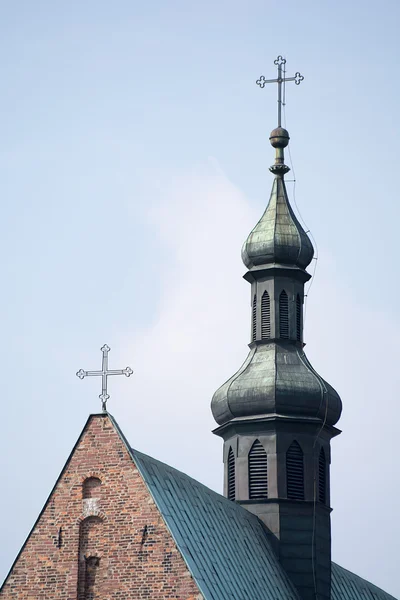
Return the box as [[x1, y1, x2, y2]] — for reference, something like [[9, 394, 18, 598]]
[[261, 291, 271, 339], [248, 440, 268, 499], [319, 448, 327, 504], [286, 441, 304, 500], [227, 447, 235, 501], [252, 295, 257, 341], [279, 290, 289, 338], [296, 294, 301, 342]]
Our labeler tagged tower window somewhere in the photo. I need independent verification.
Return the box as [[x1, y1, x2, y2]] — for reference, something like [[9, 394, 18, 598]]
[[296, 294, 301, 342], [279, 290, 289, 339], [227, 447, 235, 501], [319, 448, 327, 504], [252, 295, 257, 341], [248, 440, 268, 499], [261, 291, 271, 339], [286, 441, 304, 500]]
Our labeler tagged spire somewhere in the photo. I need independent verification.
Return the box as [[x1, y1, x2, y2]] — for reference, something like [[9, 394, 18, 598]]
[[241, 163, 314, 271], [212, 55, 341, 426], [242, 57, 313, 272], [211, 58, 342, 600]]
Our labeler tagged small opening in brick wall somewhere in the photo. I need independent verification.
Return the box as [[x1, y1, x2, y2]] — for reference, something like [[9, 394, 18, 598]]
[[140, 525, 148, 546], [57, 527, 63, 548], [82, 477, 101, 500]]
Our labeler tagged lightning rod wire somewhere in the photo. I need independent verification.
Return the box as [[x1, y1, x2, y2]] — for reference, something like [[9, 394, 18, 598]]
[[282, 100, 327, 600]]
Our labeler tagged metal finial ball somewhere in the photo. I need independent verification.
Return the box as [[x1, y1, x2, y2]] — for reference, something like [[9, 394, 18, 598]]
[[269, 127, 290, 148]]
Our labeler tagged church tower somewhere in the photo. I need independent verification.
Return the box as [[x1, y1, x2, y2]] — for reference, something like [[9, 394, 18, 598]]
[[211, 59, 342, 600]]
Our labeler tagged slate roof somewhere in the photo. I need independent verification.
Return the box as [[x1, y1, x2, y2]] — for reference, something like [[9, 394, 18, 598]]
[[109, 415, 396, 600]]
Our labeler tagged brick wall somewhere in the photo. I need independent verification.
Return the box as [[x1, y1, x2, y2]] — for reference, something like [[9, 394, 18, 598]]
[[0, 414, 202, 600]]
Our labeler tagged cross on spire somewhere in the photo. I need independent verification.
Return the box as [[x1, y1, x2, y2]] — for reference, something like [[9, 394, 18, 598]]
[[76, 344, 133, 412], [256, 56, 304, 127]]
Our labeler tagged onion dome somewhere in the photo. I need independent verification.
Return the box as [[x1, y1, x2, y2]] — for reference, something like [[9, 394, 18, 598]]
[[211, 343, 342, 427], [241, 128, 314, 271]]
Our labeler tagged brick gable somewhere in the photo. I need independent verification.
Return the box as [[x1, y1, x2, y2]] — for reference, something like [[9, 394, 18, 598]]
[[0, 414, 202, 600]]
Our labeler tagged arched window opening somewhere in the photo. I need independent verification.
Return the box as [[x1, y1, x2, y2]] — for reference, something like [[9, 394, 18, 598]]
[[286, 441, 304, 500], [248, 440, 268, 499], [83, 477, 101, 500], [279, 290, 289, 339], [84, 557, 100, 600], [227, 447, 235, 501], [296, 294, 301, 342], [252, 295, 257, 341], [319, 448, 327, 504], [261, 291, 271, 339], [78, 517, 103, 600]]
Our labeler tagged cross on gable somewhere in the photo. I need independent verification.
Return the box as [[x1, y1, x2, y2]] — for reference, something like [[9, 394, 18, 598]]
[[76, 344, 133, 412]]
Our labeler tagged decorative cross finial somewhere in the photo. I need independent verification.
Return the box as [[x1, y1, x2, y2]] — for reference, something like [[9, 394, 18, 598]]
[[256, 56, 304, 127], [76, 344, 133, 412]]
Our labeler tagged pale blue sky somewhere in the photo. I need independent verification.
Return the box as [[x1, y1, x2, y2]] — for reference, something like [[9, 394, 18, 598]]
[[1, 1, 400, 597]]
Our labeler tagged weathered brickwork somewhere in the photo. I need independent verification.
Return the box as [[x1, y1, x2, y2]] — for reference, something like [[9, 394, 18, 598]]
[[0, 415, 202, 600]]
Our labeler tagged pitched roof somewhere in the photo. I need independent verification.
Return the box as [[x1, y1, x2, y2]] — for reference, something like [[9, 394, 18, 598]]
[[132, 447, 299, 600], [331, 563, 397, 600], [2, 413, 395, 599], [107, 413, 397, 600]]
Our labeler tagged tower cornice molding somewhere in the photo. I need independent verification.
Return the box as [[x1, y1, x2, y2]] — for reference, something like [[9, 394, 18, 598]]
[[237, 498, 333, 513], [248, 338, 304, 350], [243, 265, 311, 284], [212, 414, 342, 439]]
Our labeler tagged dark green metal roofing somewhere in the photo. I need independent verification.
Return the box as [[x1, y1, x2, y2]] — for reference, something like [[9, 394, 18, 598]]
[[211, 343, 342, 427], [332, 563, 397, 600], [241, 174, 314, 271], [131, 447, 299, 600], [109, 415, 396, 600], [130, 446, 397, 600], [1, 413, 395, 598]]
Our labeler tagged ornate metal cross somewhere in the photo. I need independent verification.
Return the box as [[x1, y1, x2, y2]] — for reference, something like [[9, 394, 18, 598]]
[[256, 56, 304, 127], [76, 344, 133, 412]]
